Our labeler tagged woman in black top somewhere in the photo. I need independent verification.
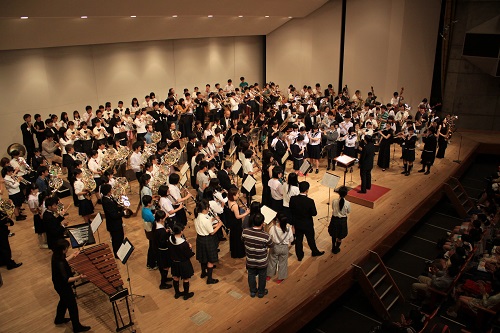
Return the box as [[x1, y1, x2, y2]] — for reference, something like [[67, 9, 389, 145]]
[[169, 223, 195, 300], [436, 117, 449, 158], [261, 149, 274, 207], [51, 239, 90, 332], [418, 127, 438, 175], [153, 210, 173, 291]]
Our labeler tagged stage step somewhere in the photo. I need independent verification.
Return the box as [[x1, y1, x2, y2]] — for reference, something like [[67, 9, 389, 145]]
[[352, 250, 405, 321], [444, 177, 475, 218]]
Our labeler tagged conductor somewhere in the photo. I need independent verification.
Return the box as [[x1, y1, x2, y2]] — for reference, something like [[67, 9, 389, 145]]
[[358, 135, 375, 194]]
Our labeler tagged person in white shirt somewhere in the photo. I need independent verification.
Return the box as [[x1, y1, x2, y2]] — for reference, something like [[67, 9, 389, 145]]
[[224, 79, 235, 93], [241, 150, 257, 203], [87, 150, 102, 199], [28, 185, 48, 248], [92, 119, 108, 149], [158, 185, 184, 221], [282, 173, 300, 228], [74, 169, 94, 223], [2, 166, 25, 221], [268, 166, 284, 213], [59, 128, 75, 155], [130, 142, 143, 181], [142, 95, 153, 109], [82, 105, 94, 124], [328, 186, 351, 254], [194, 199, 223, 284], [267, 212, 294, 283]]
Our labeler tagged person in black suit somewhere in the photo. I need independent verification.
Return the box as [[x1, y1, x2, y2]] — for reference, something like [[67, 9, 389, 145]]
[[149, 102, 166, 135], [274, 133, 288, 168], [358, 135, 375, 193], [51, 239, 91, 332], [289, 181, 324, 261], [274, 105, 288, 126], [186, 133, 198, 164], [101, 184, 126, 256], [165, 121, 181, 149], [217, 160, 234, 192], [63, 145, 79, 207], [44, 196, 67, 250], [0, 211, 22, 270], [21, 114, 36, 165], [304, 109, 320, 131]]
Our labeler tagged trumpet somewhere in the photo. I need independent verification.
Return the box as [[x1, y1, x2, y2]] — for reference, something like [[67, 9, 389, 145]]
[[19, 158, 34, 173], [13, 175, 31, 185]]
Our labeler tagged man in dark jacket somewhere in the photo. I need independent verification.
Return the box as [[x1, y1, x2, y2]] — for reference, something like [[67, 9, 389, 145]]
[[358, 135, 375, 193], [44, 196, 67, 250], [290, 181, 325, 261], [101, 184, 125, 257]]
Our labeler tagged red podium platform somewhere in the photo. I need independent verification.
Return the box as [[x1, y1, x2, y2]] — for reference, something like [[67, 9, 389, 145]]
[[346, 184, 391, 209]]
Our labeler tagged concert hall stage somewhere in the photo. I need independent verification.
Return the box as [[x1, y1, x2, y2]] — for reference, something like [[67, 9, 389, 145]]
[[0, 131, 498, 333]]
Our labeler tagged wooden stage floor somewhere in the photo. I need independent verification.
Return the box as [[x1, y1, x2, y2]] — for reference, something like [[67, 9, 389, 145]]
[[0, 131, 498, 333]]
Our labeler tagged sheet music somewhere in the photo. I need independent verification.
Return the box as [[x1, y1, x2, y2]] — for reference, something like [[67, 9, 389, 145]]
[[242, 175, 256, 193], [117, 240, 132, 263], [229, 147, 237, 158], [238, 152, 245, 162], [335, 155, 356, 166], [232, 159, 242, 175], [281, 151, 289, 165], [261, 205, 277, 224], [321, 172, 341, 189], [180, 174, 188, 187], [299, 160, 312, 175], [180, 162, 189, 176], [90, 213, 103, 233]]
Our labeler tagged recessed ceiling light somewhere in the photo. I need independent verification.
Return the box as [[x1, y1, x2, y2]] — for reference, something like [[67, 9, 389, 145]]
[[172, 15, 177, 18], [238, 15, 243, 18], [20, 16, 28, 19], [130, 15, 137, 18], [81, 16, 88, 19], [208, 15, 213, 18], [265, 15, 270, 18]]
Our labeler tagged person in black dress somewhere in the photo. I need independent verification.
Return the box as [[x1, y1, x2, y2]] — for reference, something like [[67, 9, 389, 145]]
[[168, 223, 195, 300], [401, 127, 418, 176], [51, 239, 90, 332], [358, 135, 375, 193], [153, 210, 173, 290], [418, 127, 438, 175], [377, 122, 393, 171], [436, 118, 449, 159], [227, 188, 250, 259]]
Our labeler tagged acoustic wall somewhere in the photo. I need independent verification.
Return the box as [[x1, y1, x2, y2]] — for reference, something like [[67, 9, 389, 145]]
[[0, 36, 264, 155], [267, 0, 441, 107]]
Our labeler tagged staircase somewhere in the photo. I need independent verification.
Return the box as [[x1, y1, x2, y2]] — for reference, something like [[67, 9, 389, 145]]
[[444, 177, 475, 218], [352, 250, 404, 321]]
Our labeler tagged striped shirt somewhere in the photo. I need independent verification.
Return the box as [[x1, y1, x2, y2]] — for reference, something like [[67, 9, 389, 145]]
[[241, 228, 273, 269]]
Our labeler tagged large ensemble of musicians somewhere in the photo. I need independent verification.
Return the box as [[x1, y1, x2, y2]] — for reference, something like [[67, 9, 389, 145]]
[[0, 77, 458, 332]]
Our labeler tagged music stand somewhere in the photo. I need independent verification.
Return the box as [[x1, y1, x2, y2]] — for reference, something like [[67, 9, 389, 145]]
[[179, 162, 189, 176], [334, 155, 356, 191], [113, 132, 127, 144], [90, 213, 103, 243], [231, 159, 242, 186], [319, 172, 341, 222], [117, 238, 145, 300]]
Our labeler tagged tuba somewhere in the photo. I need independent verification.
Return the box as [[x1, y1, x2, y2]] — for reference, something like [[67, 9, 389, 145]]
[[7, 143, 26, 158]]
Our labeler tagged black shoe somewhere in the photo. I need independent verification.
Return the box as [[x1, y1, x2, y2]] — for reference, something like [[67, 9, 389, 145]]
[[200, 272, 207, 279], [159, 284, 172, 290], [312, 251, 325, 257], [315, 169, 319, 174], [358, 190, 367, 194], [418, 169, 425, 173], [183, 292, 194, 300], [424, 171, 430, 175], [400, 170, 407, 174], [174, 292, 184, 299], [7, 262, 22, 270], [326, 166, 331, 171], [54, 318, 71, 325], [16, 216, 26, 221], [207, 279, 219, 285], [332, 247, 340, 254], [166, 277, 173, 282], [405, 172, 410, 176], [73, 325, 91, 332], [257, 289, 269, 298], [297, 256, 303, 262]]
